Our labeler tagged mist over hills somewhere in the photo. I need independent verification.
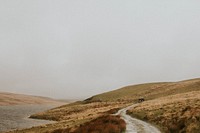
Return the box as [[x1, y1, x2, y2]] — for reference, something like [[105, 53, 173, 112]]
[[0, 92, 63, 105]]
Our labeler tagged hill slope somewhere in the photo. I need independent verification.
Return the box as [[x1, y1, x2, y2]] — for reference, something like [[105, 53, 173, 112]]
[[0, 92, 62, 105], [85, 78, 200, 102], [128, 90, 200, 132], [10, 78, 200, 133]]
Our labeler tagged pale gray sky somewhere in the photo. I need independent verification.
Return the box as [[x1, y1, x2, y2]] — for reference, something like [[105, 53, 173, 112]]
[[0, 0, 200, 99]]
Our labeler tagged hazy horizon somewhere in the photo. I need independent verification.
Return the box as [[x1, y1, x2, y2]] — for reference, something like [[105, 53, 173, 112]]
[[1, 0, 200, 99]]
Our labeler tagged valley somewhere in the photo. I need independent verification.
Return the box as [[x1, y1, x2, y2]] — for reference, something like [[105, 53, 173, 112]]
[[3, 78, 200, 133]]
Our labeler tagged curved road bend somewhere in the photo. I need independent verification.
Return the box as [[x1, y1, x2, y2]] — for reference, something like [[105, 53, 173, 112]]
[[116, 104, 161, 133]]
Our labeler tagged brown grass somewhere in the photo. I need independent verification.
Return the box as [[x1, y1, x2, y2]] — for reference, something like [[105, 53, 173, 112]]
[[86, 78, 200, 102], [11, 102, 127, 133], [50, 128, 71, 133], [0, 92, 64, 105], [48, 115, 126, 133], [73, 115, 126, 133], [7, 78, 200, 133], [30, 101, 127, 122], [128, 91, 200, 133]]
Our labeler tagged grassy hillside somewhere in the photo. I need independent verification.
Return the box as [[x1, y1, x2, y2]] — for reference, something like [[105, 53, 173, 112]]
[[0, 92, 63, 105], [9, 78, 200, 133], [127, 91, 200, 132], [85, 78, 200, 102]]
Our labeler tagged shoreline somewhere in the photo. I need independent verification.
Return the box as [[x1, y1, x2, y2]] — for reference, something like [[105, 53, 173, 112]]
[[0, 104, 63, 133]]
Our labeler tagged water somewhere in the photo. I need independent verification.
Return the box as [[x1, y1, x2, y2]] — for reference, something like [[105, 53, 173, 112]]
[[0, 104, 59, 133]]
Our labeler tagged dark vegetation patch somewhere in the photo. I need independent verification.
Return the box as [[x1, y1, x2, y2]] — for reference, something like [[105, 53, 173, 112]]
[[73, 115, 126, 133], [50, 115, 126, 133], [104, 108, 120, 114], [50, 128, 71, 133], [30, 114, 59, 121]]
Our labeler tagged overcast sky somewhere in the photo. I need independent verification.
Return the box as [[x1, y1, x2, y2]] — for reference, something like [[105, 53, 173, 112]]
[[0, 0, 200, 99]]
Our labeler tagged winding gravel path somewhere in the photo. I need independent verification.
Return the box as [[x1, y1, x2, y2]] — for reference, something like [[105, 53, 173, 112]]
[[116, 104, 161, 133]]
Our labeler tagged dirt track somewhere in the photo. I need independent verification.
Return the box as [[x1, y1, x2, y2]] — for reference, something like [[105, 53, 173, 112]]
[[116, 104, 161, 133]]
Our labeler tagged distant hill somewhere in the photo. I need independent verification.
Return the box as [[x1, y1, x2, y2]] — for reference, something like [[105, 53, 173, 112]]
[[85, 78, 200, 102], [0, 92, 64, 105]]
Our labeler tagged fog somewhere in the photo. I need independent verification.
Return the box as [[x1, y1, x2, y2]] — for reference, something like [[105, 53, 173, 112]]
[[0, 0, 200, 99]]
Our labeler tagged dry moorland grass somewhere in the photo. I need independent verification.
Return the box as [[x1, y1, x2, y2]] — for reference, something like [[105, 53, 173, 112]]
[[9, 101, 128, 133], [73, 115, 126, 133], [0, 92, 63, 105], [87, 78, 200, 102], [127, 91, 200, 133], [51, 115, 126, 133], [7, 78, 200, 133], [30, 101, 126, 121]]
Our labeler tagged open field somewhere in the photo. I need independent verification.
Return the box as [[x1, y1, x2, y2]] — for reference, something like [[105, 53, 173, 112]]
[[6, 78, 200, 133]]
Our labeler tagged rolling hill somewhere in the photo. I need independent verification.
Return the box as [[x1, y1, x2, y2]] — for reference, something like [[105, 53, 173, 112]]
[[85, 78, 200, 102], [9, 78, 200, 133], [0, 92, 63, 105]]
